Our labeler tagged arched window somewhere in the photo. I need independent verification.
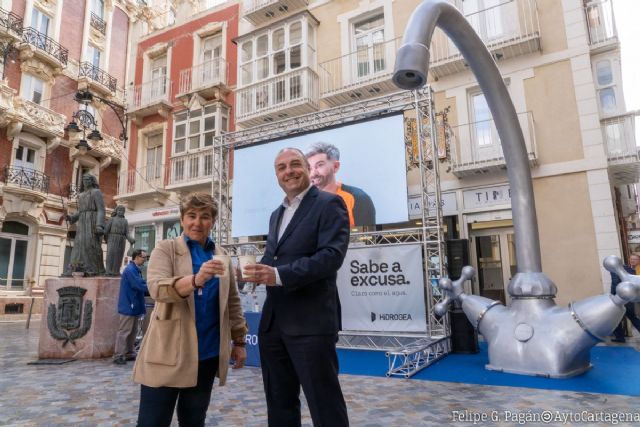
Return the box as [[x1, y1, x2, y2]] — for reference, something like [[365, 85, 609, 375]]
[[0, 221, 30, 291]]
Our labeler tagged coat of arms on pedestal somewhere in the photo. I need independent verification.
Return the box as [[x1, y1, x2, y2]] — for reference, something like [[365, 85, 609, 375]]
[[47, 286, 93, 346]]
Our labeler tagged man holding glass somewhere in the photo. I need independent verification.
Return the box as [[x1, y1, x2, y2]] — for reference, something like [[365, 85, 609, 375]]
[[243, 148, 350, 427]]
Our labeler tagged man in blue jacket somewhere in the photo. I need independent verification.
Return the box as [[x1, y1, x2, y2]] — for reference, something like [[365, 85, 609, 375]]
[[114, 249, 148, 365]]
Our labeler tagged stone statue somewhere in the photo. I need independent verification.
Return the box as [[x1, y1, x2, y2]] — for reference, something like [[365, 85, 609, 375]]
[[64, 174, 106, 277], [104, 205, 135, 276]]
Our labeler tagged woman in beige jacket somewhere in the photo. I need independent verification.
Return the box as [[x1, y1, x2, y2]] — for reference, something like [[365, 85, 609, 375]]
[[133, 192, 247, 427]]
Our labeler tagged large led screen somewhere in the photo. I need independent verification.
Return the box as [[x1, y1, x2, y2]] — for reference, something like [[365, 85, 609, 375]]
[[231, 114, 408, 237]]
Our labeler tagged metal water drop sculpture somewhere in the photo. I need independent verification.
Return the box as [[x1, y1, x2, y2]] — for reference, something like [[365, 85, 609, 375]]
[[393, 0, 640, 377]]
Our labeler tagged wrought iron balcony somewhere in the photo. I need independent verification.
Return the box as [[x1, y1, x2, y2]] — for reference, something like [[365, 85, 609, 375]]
[[178, 57, 228, 97], [584, 0, 617, 50], [79, 61, 117, 93], [0, 6, 23, 39], [90, 12, 107, 35], [235, 67, 319, 127], [603, 112, 639, 185], [3, 166, 49, 193], [243, 0, 309, 26], [429, 0, 540, 78], [21, 27, 68, 67], [448, 111, 537, 177], [68, 183, 80, 200], [118, 164, 167, 196], [168, 150, 214, 187], [319, 37, 402, 107]]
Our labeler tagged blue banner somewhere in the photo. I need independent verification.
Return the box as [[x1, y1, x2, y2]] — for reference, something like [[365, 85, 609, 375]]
[[244, 312, 261, 367]]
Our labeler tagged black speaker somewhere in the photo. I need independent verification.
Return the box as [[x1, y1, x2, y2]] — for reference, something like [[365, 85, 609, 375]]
[[446, 239, 469, 280], [450, 307, 479, 353], [445, 239, 477, 353]]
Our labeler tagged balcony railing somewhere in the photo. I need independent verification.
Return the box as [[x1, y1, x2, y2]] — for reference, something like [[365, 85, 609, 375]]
[[236, 67, 319, 124], [68, 183, 80, 200], [430, 0, 540, 78], [79, 62, 117, 92], [90, 12, 107, 35], [0, 6, 23, 36], [319, 37, 401, 105], [449, 111, 537, 177], [128, 77, 172, 110], [584, 0, 617, 47], [178, 57, 227, 95], [118, 164, 167, 196], [3, 166, 49, 193], [21, 27, 68, 66], [168, 151, 214, 186], [603, 113, 638, 162]]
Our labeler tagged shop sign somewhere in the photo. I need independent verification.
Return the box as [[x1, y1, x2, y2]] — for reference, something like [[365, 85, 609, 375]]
[[463, 185, 511, 209], [628, 230, 640, 243], [408, 192, 457, 218]]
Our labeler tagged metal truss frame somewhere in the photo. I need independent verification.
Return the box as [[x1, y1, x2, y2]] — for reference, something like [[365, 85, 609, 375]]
[[212, 87, 448, 377]]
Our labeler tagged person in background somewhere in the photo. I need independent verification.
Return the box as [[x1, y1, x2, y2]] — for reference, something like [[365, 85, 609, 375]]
[[133, 192, 247, 427], [610, 253, 640, 343], [306, 142, 375, 227], [243, 148, 350, 427], [113, 249, 148, 365]]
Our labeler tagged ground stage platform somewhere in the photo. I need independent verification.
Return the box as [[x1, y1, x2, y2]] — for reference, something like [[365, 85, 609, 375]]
[[338, 341, 640, 396]]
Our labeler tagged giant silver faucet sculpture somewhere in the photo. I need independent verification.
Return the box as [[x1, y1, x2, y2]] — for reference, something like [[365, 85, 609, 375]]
[[393, 0, 640, 377]]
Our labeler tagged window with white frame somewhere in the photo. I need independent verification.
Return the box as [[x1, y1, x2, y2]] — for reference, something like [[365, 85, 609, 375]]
[[353, 13, 385, 80], [201, 34, 222, 83], [86, 45, 102, 68], [145, 133, 163, 183], [171, 105, 227, 183], [31, 7, 50, 36], [595, 58, 618, 115], [0, 221, 30, 291], [10, 135, 46, 189], [21, 74, 45, 104], [14, 145, 37, 171], [469, 91, 501, 161], [238, 18, 312, 88], [91, 0, 105, 19], [462, 0, 511, 41], [150, 56, 168, 99]]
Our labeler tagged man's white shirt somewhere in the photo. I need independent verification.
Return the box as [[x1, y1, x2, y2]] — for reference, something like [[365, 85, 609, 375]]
[[274, 185, 312, 285]]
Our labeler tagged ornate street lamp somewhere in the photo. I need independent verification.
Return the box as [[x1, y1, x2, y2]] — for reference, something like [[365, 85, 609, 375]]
[[66, 90, 128, 151]]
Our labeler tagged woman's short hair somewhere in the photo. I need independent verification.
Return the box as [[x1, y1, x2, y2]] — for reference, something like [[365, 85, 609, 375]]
[[179, 192, 218, 219]]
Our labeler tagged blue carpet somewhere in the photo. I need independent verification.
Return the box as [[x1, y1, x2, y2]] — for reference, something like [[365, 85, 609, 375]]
[[337, 343, 640, 396]]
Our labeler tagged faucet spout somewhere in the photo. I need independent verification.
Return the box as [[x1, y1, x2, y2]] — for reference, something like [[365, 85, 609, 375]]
[[394, 0, 543, 277]]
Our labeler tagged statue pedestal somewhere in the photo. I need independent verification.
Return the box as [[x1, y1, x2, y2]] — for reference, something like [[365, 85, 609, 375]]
[[38, 277, 120, 359]]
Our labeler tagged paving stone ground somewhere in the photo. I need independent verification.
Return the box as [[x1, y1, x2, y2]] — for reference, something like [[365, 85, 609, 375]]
[[1, 320, 639, 427]]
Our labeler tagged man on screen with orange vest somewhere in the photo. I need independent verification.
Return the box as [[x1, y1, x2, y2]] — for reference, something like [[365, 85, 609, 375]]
[[306, 142, 376, 227]]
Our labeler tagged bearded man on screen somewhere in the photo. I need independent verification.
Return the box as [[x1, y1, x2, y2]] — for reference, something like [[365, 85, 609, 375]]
[[306, 142, 376, 227]]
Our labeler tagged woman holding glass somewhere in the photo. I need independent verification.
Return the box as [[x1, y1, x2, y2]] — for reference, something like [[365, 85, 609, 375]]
[[133, 192, 247, 427]]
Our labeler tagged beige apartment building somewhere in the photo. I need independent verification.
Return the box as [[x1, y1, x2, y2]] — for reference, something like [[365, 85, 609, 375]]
[[117, 0, 637, 308]]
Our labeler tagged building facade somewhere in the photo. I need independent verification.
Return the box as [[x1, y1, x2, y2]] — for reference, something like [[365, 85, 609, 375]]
[[0, 0, 155, 314], [232, 0, 636, 306], [114, 0, 636, 310], [115, 0, 238, 271]]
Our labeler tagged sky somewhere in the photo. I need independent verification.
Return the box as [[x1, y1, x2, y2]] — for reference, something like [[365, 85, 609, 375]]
[[613, 0, 640, 111]]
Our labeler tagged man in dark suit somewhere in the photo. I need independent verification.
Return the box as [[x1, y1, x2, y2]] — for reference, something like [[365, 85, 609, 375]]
[[243, 147, 350, 427]]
